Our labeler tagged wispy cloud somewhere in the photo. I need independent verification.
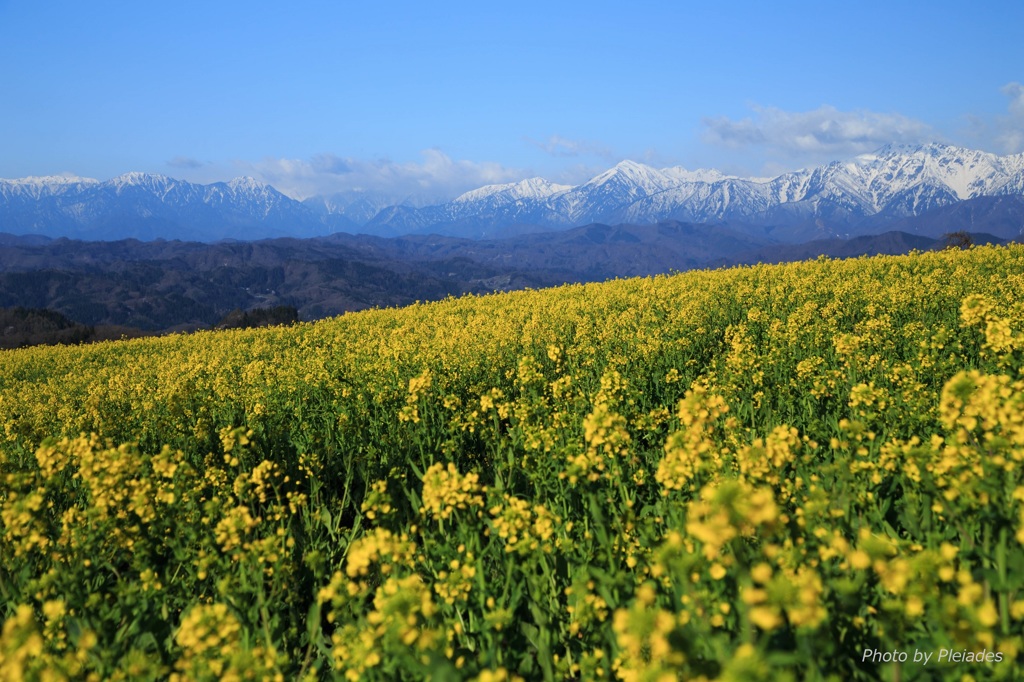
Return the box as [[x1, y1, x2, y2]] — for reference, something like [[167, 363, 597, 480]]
[[702, 104, 935, 163], [309, 154, 353, 175], [961, 82, 1024, 155], [526, 135, 614, 160], [235, 149, 527, 202], [167, 156, 206, 170], [996, 82, 1024, 153]]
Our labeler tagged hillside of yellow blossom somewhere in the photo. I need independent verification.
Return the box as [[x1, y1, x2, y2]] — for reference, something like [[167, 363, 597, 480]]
[[1, 244, 1023, 680]]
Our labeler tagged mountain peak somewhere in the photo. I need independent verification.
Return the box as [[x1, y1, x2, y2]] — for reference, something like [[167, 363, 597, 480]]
[[612, 159, 650, 171], [227, 176, 269, 192], [589, 160, 659, 182], [662, 166, 730, 184], [454, 177, 571, 203], [871, 142, 983, 160], [846, 143, 1021, 202], [873, 142, 922, 155], [583, 161, 676, 197], [109, 172, 172, 189], [607, 160, 666, 180]]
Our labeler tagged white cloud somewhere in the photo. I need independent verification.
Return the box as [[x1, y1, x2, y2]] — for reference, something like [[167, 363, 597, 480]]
[[702, 104, 936, 162], [234, 149, 527, 202], [996, 82, 1024, 153]]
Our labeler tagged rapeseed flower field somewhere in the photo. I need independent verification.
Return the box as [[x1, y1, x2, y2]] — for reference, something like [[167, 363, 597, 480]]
[[1, 244, 1023, 680]]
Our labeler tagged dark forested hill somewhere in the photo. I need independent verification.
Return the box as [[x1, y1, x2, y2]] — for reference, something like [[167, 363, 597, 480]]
[[0, 225, 1007, 337]]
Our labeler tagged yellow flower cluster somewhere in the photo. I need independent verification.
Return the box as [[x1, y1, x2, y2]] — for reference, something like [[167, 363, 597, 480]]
[[420, 462, 484, 521], [330, 574, 442, 679], [0, 606, 43, 681], [344, 527, 418, 579], [398, 369, 433, 424], [172, 603, 282, 682], [656, 385, 729, 493], [489, 494, 560, 555], [175, 603, 241, 661], [433, 552, 477, 605], [686, 481, 779, 561], [566, 579, 610, 637], [360, 479, 393, 520], [612, 583, 686, 682], [213, 505, 259, 553]]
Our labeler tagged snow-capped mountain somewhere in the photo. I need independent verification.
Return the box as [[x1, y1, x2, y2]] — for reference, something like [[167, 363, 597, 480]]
[[365, 144, 1024, 240], [0, 174, 345, 241], [0, 175, 101, 201], [453, 177, 572, 204], [2, 144, 1023, 242], [361, 160, 734, 236]]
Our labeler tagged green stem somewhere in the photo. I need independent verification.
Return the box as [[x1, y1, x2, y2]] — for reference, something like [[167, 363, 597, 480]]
[[997, 526, 1009, 635]]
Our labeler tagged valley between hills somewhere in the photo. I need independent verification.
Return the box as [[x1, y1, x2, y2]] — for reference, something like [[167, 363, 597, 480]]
[[0, 222, 1008, 349]]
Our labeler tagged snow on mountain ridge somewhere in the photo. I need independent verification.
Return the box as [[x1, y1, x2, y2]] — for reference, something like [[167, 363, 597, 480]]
[[2, 175, 99, 185], [454, 177, 572, 203], [4, 144, 1024, 241], [226, 176, 273, 193], [662, 166, 731, 184], [0, 175, 100, 200], [846, 144, 1024, 205], [362, 145, 1024, 236], [0, 171, 330, 240], [109, 171, 172, 187], [583, 160, 678, 193]]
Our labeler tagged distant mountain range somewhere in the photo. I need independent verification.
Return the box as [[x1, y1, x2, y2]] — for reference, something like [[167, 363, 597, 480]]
[[0, 173, 351, 241], [2, 144, 1024, 242]]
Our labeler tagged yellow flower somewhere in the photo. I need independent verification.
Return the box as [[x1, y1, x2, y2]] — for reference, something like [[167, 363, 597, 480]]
[[420, 463, 484, 521], [750, 563, 773, 584], [749, 606, 782, 630]]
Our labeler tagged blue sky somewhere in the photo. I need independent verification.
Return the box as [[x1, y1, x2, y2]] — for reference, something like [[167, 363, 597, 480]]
[[1, 0, 1022, 200]]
